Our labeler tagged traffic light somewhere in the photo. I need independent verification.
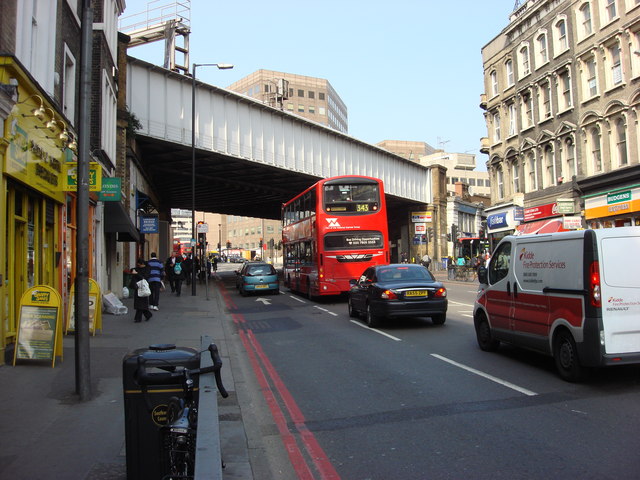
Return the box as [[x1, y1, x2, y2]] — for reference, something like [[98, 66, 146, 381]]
[[451, 224, 458, 241], [226, 241, 231, 248], [427, 227, 434, 242]]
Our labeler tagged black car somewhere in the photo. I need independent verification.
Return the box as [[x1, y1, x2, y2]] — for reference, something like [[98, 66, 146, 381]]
[[348, 264, 447, 328]]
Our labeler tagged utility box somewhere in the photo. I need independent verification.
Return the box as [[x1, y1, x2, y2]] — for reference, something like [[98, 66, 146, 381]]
[[122, 344, 200, 480]]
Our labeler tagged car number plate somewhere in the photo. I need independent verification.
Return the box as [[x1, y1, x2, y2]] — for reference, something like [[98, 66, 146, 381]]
[[405, 290, 427, 297], [255, 284, 268, 289]]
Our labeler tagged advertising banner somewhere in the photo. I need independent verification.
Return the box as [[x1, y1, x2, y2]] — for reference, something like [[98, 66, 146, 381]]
[[66, 279, 102, 335], [14, 286, 63, 367]]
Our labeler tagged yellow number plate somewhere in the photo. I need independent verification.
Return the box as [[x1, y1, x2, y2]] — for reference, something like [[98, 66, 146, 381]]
[[255, 284, 268, 289], [405, 290, 427, 297]]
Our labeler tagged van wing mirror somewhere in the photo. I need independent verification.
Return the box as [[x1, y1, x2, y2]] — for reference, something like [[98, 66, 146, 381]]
[[477, 266, 488, 284]]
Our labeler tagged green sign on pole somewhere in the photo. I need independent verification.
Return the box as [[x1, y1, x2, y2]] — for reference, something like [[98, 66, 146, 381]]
[[99, 177, 122, 201]]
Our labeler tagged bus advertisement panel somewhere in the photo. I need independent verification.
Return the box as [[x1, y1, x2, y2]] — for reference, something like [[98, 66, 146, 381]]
[[282, 176, 389, 297]]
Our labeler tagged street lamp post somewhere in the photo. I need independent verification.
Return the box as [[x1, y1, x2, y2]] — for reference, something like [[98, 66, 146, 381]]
[[191, 62, 233, 295]]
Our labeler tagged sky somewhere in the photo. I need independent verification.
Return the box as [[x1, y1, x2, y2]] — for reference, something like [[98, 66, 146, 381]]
[[120, 0, 516, 170]]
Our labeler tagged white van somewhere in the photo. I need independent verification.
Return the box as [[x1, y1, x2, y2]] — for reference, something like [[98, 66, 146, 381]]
[[474, 227, 640, 381]]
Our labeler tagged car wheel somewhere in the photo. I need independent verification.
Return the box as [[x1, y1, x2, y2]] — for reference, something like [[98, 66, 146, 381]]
[[348, 297, 359, 318], [553, 329, 586, 382], [272, 288, 280, 295], [475, 314, 499, 351], [431, 313, 446, 325], [239, 286, 247, 297], [366, 304, 382, 328]]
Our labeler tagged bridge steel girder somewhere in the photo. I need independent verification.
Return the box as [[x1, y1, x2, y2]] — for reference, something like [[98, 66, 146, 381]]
[[126, 57, 431, 221]]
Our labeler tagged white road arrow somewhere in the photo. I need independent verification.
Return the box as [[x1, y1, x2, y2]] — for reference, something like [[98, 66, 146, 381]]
[[256, 297, 271, 305]]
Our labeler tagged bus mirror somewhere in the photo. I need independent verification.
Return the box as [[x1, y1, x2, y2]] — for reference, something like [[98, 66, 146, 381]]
[[477, 266, 488, 284]]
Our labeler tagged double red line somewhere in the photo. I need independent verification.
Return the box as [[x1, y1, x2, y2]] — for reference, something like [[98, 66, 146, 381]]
[[219, 285, 340, 480]]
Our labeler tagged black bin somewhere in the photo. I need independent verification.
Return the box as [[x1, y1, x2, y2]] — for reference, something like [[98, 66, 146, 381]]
[[122, 344, 200, 480]]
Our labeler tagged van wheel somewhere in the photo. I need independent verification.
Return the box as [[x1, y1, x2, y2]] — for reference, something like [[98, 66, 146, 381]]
[[553, 330, 585, 382], [475, 315, 499, 351], [366, 304, 382, 328]]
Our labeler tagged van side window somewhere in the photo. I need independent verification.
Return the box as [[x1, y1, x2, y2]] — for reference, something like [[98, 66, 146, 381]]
[[489, 242, 511, 284]]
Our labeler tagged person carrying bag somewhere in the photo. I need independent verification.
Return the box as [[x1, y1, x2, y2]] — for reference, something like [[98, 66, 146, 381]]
[[129, 259, 153, 323]]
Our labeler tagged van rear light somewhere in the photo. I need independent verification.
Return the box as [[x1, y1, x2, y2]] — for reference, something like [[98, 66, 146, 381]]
[[589, 261, 601, 308]]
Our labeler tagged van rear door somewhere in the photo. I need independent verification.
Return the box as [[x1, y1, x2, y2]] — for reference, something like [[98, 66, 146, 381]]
[[598, 228, 640, 355]]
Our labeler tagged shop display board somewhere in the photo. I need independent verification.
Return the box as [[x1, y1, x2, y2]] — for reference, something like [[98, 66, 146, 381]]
[[13, 286, 63, 367], [66, 279, 102, 335]]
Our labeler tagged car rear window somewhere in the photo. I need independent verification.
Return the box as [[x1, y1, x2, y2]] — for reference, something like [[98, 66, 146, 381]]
[[247, 265, 276, 276], [377, 266, 432, 282]]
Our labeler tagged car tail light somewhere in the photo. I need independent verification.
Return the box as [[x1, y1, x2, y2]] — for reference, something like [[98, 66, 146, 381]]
[[381, 289, 397, 300], [434, 287, 447, 298], [589, 261, 601, 308]]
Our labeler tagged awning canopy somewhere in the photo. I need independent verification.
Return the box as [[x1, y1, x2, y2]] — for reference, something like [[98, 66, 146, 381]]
[[514, 218, 568, 236], [103, 202, 140, 243]]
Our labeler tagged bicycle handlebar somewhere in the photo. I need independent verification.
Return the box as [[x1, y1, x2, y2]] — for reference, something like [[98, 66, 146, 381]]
[[135, 343, 228, 398]]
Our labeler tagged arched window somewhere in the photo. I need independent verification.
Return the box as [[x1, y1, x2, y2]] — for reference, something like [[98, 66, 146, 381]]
[[615, 117, 628, 167], [505, 60, 514, 86], [544, 145, 555, 187], [511, 159, 521, 194], [555, 18, 569, 52], [591, 127, 602, 173], [519, 45, 531, 78], [490, 70, 498, 96], [536, 32, 548, 66], [579, 2, 592, 38], [527, 152, 537, 191], [564, 137, 576, 179], [497, 167, 505, 199]]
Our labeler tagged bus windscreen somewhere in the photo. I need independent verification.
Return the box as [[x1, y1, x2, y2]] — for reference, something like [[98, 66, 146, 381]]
[[323, 183, 379, 213]]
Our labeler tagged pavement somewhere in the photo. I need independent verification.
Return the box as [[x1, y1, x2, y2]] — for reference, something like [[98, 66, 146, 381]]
[[0, 271, 257, 480]]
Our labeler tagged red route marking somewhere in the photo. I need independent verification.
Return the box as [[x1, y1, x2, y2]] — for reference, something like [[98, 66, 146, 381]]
[[219, 283, 340, 480]]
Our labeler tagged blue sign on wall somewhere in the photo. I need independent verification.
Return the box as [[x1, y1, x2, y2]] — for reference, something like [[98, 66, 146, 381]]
[[486, 212, 508, 230], [140, 215, 159, 234]]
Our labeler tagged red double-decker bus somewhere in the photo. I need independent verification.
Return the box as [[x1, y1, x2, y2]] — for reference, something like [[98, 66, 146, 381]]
[[282, 175, 389, 298]]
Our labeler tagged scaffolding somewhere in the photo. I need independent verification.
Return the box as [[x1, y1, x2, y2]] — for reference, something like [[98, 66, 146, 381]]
[[119, 0, 191, 74]]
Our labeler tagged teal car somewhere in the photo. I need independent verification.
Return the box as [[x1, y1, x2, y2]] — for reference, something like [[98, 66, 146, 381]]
[[235, 262, 279, 296]]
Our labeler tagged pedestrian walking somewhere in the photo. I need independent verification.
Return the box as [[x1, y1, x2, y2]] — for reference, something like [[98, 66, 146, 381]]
[[173, 256, 186, 296], [147, 252, 164, 310], [165, 252, 178, 292], [129, 258, 152, 323], [421, 253, 432, 270]]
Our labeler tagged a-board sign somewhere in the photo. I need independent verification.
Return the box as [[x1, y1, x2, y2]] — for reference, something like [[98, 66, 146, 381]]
[[14, 286, 63, 367], [66, 278, 102, 335]]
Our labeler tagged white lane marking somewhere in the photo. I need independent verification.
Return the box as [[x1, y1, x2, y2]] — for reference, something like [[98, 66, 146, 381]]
[[461, 314, 473, 318], [314, 306, 338, 317], [289, 295, 306, 303], [448, 301, 475, 307], [350, 320, 402, 341], [430, 354, 538, 396], [256, 297, 272, 305]]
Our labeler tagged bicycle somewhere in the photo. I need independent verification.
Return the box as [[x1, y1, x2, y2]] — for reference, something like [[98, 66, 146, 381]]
[[135, 343, 229, 480]]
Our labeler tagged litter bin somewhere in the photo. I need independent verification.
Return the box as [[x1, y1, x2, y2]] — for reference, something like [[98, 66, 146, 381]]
[[122, 344, 201, 480]]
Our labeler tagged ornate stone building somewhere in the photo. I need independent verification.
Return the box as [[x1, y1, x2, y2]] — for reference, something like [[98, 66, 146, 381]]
[[481, 0, 640, 245]]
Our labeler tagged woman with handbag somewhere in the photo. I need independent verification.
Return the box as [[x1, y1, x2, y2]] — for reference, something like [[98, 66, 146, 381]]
[[129, 258, 153, 323]]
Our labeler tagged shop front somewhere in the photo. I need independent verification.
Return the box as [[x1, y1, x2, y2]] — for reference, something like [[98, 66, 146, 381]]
[[1, 59, 78, 362], [514, 200, 578, 235], [580, 165, 640, 230], [584, 186, 640, 228], [485, 204, 521, 251]]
